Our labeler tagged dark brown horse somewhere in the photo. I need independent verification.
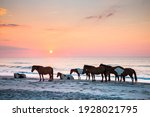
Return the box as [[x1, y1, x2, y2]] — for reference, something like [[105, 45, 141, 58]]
[[70, 68, 83, 80], [89, 66, 106, 82], [83, 65, 106, 81], [82, 65, 94, 80], [31, 65, 53, 81], [99, 64, 124, 81], [121, 68, 137, 84]]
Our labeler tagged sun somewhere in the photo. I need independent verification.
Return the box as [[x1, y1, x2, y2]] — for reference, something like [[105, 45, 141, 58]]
[[49, 50, 53, 54]]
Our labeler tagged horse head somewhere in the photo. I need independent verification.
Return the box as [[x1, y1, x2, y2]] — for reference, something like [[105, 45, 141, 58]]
[[31, 65, 36, 72], [99, 63, 105, 67], [70, 69, 73, 74], [57, 72, 63, 79], [31, 65, 41, 72]]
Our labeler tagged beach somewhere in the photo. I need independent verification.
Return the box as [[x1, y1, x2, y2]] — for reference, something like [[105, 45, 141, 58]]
[[0, 57, 150, 100], [0, 76, 150, 100]]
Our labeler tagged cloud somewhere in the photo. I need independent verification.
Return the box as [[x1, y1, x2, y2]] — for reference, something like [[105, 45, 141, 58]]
[[0, 46, 28, 51], [0, 46, 30, 58], [0, 8, 7, 16], [85, 5, 119, 21], [0, 24, 21, 28], [105, 12, 114, 18], [85, 16, 98, 19]]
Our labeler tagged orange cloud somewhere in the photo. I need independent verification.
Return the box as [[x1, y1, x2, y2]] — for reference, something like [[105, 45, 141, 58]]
[[0, 24, 21, 28], [0, 8, 7, 16]]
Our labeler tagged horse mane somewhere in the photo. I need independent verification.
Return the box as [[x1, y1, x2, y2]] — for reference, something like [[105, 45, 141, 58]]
[[32, 65, 41, 70], [100, 64, 112, 68], [84, 65, 95, 67]]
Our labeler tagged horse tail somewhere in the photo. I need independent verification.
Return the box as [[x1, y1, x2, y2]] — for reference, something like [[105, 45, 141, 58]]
[[133, 70, 137, 82]]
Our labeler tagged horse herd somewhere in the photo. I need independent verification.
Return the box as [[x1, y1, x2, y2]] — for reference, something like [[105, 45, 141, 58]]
[[31, 63, 137, 84]]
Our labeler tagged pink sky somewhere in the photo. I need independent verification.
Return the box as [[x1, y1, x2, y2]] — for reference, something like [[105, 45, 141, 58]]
[[0, 0, 150, 57]]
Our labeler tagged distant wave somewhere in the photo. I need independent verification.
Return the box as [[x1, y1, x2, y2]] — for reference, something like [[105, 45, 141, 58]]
[[0, 65, 7, 67], [12, 62, 31, 64], [138, 77, 150, 80], [0, 65, 31, 69], [137, 65, 150, 68]]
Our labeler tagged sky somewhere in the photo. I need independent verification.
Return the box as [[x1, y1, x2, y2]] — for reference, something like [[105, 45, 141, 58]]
[[0, 0, 150, 57]]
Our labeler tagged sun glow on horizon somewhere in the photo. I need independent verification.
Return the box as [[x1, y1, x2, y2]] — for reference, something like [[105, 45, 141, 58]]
[[49, 50, 53, 54]]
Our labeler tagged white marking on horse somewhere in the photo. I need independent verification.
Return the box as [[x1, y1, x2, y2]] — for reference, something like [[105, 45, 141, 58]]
[[62, 74, 74, 80], [115, 67, 124, 75], [76, 68, 83, 74]]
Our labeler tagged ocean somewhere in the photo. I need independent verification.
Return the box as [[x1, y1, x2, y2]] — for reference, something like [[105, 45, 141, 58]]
[[0, 57, 150, 83]]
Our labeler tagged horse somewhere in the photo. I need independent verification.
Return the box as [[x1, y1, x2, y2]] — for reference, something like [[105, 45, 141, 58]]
[[31, 65, 53, 81], [57, 72, 74, 80], [14, 73, 26, 78], [87, 66, 106, 82], [70, 68, 83, 80], [99, 64, 124, 81], [120, 68, 137, 84], [82, 65, 94, 80]]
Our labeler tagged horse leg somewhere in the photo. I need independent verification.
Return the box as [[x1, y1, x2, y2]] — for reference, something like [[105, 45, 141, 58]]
[[85, 73, 88, 80], [101, 74, 103, 82], [117, 75, 119, 81], [101, 74, 104, 82], [92, 74, 95, 81], [78, 73, 80, 80], [108, 73, 111, 81], [130, 75, 134, 84], [104, 73, 107, 82], [39, 74, 41, 82], [115, 75, 119, 82], [115, 74, 118, 82], [88, 73, 90, 80], [42, 74, 44, 81], [123, 76, 125, 82], [93, 74, 96, 81]]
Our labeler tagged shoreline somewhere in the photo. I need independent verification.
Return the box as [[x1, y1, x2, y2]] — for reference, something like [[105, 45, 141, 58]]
[[0, 75, 150, 84], [0, 75, 150, 100]]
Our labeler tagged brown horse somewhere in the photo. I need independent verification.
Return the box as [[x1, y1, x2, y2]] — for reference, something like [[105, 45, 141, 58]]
[[83, 65, 106, 82], [70, 68, 83, 80], [121, 68, 137, 84], [31, 65, 53, 81], [82, 65, 94, 80], [99, 64, 124, 81]]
